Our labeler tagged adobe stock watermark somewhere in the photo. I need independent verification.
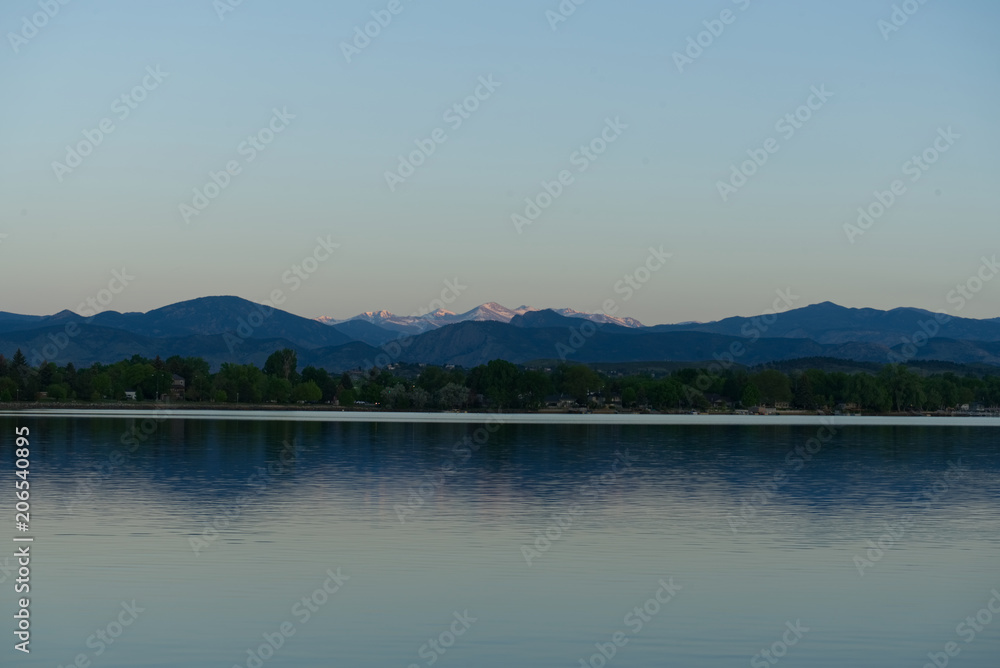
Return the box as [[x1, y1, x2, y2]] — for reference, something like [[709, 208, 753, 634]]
[[512, 117, 628, 234], [878, 0, 933, 41], [52, 601, 145, 665], [716, 85, 834, 202], [843, 126, 959, 244], [546, 0, 591, 31], [576, 577, 682, 668], [944, 255, 999, 313], [888, 254, 998, 364], [7, 0, 72, 54], [395, 414, 505, 523], [213, 0, 246, 21], [852, 459, 967, 576], [51, 66, 169, 182], [230, 567, 349, 668], [224, 236, 340, 353], [384, 75, 501, 192], [672, 0, 753, 74], [407, 611, 477, 668], [727, 418, 838, 533], [556, 246, 671, 360], [27, 267, 136, 369], [340, 0, 416, 63], [680, 288, 801, 407], [920, 587, 1000, 668], [361, 277, 468, 369], [521, 450, 635, 566], [750, 620, 810, 668], [67, 408, 175, 513], [0, 555, 18, 586], [179, 107, 295, 224], [77, 267, 136, 316], [189, 440, 298, 555]]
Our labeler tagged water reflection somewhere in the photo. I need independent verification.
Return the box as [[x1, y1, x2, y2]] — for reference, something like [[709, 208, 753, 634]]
[[3, 417, 998, 667]]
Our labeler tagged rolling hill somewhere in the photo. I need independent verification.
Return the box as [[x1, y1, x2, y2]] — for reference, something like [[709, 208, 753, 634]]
[[1, 298, 998, 371]]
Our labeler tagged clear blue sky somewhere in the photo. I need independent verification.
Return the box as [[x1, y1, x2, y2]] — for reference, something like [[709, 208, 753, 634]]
[[1, 0, 997, 324]]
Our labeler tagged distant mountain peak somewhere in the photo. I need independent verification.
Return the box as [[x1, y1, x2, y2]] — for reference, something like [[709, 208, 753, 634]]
[[460, 303, 534, 321], [316, 302, 645, 333], [5, 296, 1000, 371]]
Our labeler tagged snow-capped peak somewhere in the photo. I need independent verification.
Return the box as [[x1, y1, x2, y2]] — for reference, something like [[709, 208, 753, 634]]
[[316, 303, 645, 332], [553, 308, 645, 328], [457, 303, 534, 322]]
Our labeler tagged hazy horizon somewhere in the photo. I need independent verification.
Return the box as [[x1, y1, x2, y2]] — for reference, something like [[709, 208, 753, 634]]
[[4, 293, 998, 329], [2, 0, 997, 324]]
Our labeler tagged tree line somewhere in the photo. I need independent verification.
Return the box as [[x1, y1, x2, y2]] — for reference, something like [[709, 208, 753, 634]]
[[1, 348, 998, 413]]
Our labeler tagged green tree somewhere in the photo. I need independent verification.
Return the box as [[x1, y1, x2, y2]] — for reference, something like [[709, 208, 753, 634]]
[[649, 379, 682, 410], [561, 364, 602, 405], [264, 377, 293, 403], [215, 363, 265, 403], [293, 381, 322, 403], [339, 372, 354, 391], [792, 373, 815, 409], [381, 383, 410, 409], [359, 379, 384, 405], [480, 359, 520, 409], [621, 387, 638, 408], [437, 383, 469, 409], [0, 377, 17, 402], [518, 370, 552, 410], [46, 384, 69, 401], [417, 366, 449, 394], [302, 366, 336, 402], [878, 365, 923, 412], [11, 349, 29, 376], [752, 369, 792, 405], [93, 373, 113, 400], [848, 372, 889, 411], [264, 349, 299, 382], [409, 386, 431, 409], [338, 388, 356, 407], [741, 383, 761, 407]]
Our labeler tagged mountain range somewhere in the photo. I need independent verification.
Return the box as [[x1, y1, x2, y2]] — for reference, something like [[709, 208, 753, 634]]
[[316, 302, 645, 338], [2, 296, 999, 371]]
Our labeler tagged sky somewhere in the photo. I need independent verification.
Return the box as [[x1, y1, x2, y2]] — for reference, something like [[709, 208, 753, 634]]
[[1, 0, 998, 326]]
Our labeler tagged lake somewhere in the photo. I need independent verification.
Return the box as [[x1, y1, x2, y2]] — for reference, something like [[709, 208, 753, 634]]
[[2, 414, 998, 667]]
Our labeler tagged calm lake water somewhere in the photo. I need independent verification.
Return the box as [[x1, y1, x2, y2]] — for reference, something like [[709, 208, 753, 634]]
[[2, 415, 999, 667]]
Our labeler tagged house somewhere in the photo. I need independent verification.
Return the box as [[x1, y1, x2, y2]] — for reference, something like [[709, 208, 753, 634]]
[[545, 394, 576, 409], [705, 393, 730, 409], [125, 391, 137, 400], [774, 401, 790, 410], [170, 374, 186, 400]]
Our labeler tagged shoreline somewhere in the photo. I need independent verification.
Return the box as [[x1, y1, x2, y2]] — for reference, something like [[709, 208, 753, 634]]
[[2, 407, 999, 427]]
